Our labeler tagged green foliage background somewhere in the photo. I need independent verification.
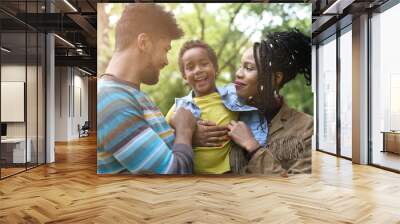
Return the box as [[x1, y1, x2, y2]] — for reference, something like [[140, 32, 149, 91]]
[[98, 3, 313, 115]]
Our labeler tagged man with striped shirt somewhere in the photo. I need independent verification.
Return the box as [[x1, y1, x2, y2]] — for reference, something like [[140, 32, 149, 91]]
[[97, 4, 196, 174]]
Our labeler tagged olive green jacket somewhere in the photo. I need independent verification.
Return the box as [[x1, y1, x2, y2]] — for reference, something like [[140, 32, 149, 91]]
[[230, 102, 313, 175]]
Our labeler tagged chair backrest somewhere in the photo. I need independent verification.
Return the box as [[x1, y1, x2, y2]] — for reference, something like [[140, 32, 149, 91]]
[[82, 121, 90, 129]]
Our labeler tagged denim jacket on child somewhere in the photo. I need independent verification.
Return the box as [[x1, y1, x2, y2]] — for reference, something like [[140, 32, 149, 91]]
[[174, 83, 268, 147]]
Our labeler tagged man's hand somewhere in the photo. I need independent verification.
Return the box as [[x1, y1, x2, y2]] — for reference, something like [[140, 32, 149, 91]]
[[170, 107, 196, 145], [193, 120, 229, 147], [227, 120, 260, 153]]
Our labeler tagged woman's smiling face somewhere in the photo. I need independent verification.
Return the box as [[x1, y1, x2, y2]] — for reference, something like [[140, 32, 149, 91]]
[[234, 47, 259, 101]]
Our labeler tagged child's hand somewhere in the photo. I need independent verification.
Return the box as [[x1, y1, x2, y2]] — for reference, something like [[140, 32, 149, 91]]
[[193, 120, 229, 147]]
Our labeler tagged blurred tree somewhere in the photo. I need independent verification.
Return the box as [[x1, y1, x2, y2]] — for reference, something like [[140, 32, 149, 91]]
[[98, 3, 313, 115]]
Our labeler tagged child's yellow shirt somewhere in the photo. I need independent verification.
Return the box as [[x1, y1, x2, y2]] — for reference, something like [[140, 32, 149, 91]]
[[166, 92, 239, 174]]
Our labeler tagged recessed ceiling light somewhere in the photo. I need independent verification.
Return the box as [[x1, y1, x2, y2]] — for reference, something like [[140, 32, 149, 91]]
[[322, 0, 354, 15], [63, 0, 78, 12], [78, 67, 93, 76], [1, 47, 11, 53], [54, 34, 75, 48]]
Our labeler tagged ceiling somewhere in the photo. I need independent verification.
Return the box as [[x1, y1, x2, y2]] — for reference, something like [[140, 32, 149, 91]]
[[1, 0, 395, 74], [311, 0, 390, 43], [0, 0, 97, 75]]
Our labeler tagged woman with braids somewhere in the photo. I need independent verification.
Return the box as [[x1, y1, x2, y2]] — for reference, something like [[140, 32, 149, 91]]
[[226, 30, 313, 176]]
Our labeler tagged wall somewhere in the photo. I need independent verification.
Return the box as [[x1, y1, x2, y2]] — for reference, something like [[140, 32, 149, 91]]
[[54, 67, 69, 141], [72, 71, 89, 138], [88, 77, 97, 132], [54, 67, 89, 141]]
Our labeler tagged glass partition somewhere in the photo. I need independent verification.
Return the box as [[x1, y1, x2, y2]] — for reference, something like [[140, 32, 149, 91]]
[[0, 1, 46, 179], [27, 31, 38, 169], [1, 30, 28, 177]]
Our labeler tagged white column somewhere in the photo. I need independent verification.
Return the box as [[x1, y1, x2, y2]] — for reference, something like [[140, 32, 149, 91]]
[[46, 1, 55, 163], [352, 14, 369, 164], [46, 33, 55, 163]]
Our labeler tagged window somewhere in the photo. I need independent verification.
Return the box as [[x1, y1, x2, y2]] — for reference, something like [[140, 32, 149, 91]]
[[370, 2, 400, 171], [317, 35, 337, 154], [339, 27, 352, 158]]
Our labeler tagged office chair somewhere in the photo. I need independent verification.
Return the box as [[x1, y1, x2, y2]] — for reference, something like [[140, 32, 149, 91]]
[[78, 121, 90, 138]]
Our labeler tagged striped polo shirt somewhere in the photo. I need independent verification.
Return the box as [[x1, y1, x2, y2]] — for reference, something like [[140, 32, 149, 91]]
[[97, 75, 193, 174]]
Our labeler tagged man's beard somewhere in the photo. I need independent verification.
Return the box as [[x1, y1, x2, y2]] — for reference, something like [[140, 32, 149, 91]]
[[141, 57, 160, 85]]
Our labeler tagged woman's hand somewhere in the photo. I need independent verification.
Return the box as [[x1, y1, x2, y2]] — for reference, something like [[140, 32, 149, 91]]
[[193, 120, 229, 147], [227, 121, 260, 153]]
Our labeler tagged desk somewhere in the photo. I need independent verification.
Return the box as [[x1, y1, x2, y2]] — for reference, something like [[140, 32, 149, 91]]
[[381, 131, 400, 154], [1, 138, 31, 163]]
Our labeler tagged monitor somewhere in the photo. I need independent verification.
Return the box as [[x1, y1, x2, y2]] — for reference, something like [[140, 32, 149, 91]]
[[1, 123, 7, 137]]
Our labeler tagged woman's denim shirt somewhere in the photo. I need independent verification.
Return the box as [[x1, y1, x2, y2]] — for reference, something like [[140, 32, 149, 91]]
[[174, 84, 268, 147]]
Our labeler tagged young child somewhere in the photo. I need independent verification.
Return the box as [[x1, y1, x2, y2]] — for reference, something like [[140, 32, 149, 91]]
[[166, 40, 267, 174]]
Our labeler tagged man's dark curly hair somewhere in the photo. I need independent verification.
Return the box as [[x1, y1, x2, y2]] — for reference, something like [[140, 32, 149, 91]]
[[115, 3, 184, 52], [178, 40, 219, 77], [253, 29, 311, 122]]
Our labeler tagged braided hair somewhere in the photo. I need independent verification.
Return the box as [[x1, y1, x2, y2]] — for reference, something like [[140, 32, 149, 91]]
[[253, 29, 311, 123]]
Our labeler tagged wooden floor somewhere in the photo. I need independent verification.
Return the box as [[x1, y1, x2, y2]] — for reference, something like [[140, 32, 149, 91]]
[[1, 167, 26, 178], [1, 163, 45, 178], [372, 150, 400, 171], [0, 135, 400, 223]]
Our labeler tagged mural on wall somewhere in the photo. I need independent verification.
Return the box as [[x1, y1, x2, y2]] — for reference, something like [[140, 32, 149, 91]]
[[97, 3, 313, 176]]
